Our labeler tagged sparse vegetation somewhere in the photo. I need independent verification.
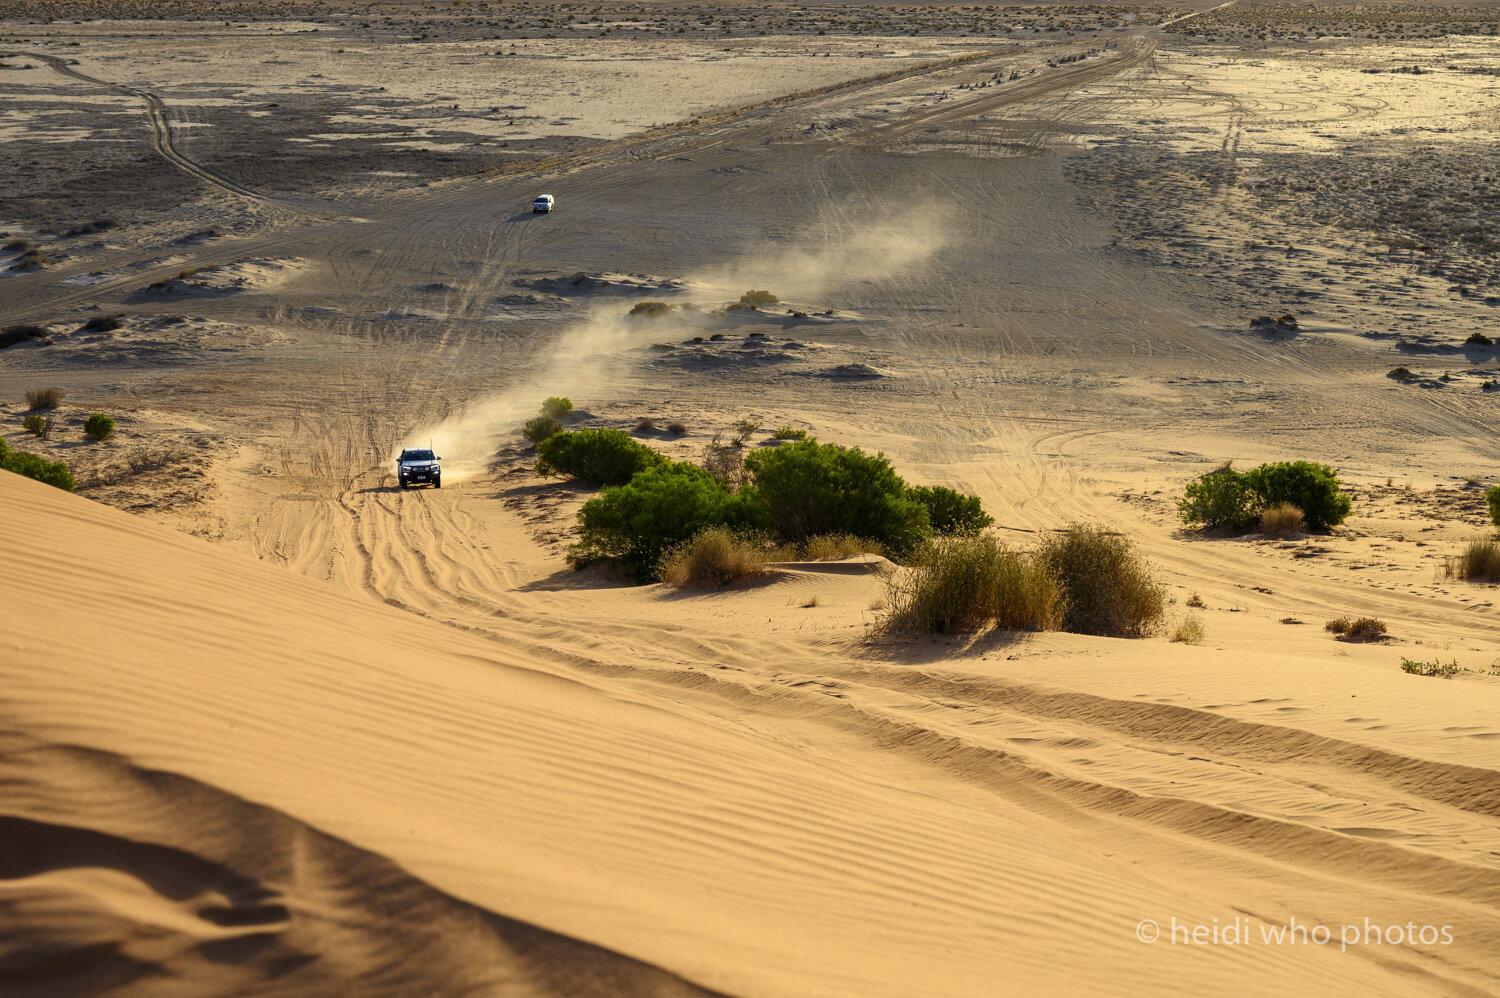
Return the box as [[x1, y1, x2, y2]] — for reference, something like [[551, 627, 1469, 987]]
[[15, 249, 47, 269], [659, 525, 770, 587], [730, 419, 760, 446], [83, 413, 115, 442], [25, 388, 63, 410], [1037, 525, 1166, 638], [1445, 537, 1500, 582], [772, 425, 806, 441], [1325, 616, 1388, 642], [738, 289, 779, 306], [536, 428, 664, 486], [1466, 332, 1494, 347], [21, 414, 50, 438], [627, 300, 672, 319], [0, 437, 74, 492], [1260, 502, 1304, 537], [540, 396, 573, 419], [666, 422, 687, 436], [884, 534, 1063, 634], [64, 218, 117, 236], [702, 431, 746, 488], [907, 485, 993, 536], [799, 533, 882, 561], [522, 416, 562, 443], [1400, 657, 1460, 678], [1389, 366, 1414, 381], [2, 325, 48, 349], [78, 314, 123, 333], [1487, 485, 1500, 527], [1171, 614, 1205, 645]]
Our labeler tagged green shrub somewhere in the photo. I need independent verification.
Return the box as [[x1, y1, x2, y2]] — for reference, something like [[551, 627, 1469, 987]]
[[83, 413, 115, 442], [1400, 657, 1459, 678], [730, 419, 760, 446], [907, 485, 993, 536], [1465, 332, 1493, 347], [536, 428, 664, 486], [1037, 524, 1165, 637], [1180, 461, 1350, 533], [1487, 485, 1500, 527], [884, 534, 1062, 634], [575, 463, 768, 580], [522, 415, 561, 442], [540, 396, 573, 419], [627, 301, 672, 318], [1178, 466, 1258, 532], [22, 414, 50, 438], [744, 438, 931, 556], [772, 425, 806, 440], [739, 289, 779, 305], [659, 525, 770, 587], [0, 438, 75, 492], [24, 387, 63, 410], [1243, 461, 1351, 531]]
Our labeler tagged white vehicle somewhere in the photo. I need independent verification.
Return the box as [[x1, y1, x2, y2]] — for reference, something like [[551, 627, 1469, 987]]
[[532, 194, 555, 213]]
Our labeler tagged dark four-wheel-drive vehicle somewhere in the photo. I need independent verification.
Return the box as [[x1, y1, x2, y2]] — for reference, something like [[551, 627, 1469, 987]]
[[397, 448, 441, 489]]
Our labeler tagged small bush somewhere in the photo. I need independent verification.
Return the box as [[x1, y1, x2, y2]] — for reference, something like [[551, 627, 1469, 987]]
[[64, 218, 117, 236], [1259, 502, 1304, 536], [1447, 537, 1500, 581], [744, 438, 931, 557], [83, 413, 115, 442], [731, 419, 760, 446], [1388, 366, 1413, 380], [627, 300, 672, 318], [884, 535, 1063, 634], [0, 438, 75, 492], [16, 249, 46, 269], [78, 314, 123, 333], [800, 534, 884, 561], [1178, 466, 1258, 532], [702, 432, 746, 488], [1400, 657, 1459, 678], [1486, 485, 1500, 527], [1171, 614, 1205, 645], [634, 417, 656, 434], [666, 421, 687, 436], [3, 238, 28, 252], [575, 463, 769, 581], [659, 526, 769, 587], [21, 414, 50, 438], [522, 415, 562, 442], [540, 396, 573, 419], [1324, 616, 1387, 641], [739, 289, 779, 305], [536, 428, 664, 486], [1465, 332, 1494, 347], [1244, 461, 1350, 531], [2, 325, 47, 349], [25, 387, 63, 410], [772, 425, 806, 440], [907, 485, 993, 536], [1037, 525, 1166, 638]]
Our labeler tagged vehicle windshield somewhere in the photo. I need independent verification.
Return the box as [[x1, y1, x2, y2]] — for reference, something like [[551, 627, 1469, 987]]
[[400, 449, 435, 461]]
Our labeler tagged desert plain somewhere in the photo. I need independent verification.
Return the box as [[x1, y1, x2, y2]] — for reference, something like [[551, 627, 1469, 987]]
[[2, 0, 1500, 995]]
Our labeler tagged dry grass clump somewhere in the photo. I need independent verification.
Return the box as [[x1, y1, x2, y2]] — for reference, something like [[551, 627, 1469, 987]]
[[1037, 524, 1166, 638], [1260, 502, 1304, 537], [666, 421, 687, 436], [799, 533, 883, 561], [1171, 613, 1205, 645], [634, 417, 656, 434], [1444, 537, 1500, 582], [1324, 616, 1388, 642], [659, 527, 769, 588], [25, 387, 64, 410], [884, 535, 1063, 635]]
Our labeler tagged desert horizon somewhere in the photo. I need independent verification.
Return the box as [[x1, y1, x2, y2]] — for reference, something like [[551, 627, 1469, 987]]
[[2, 1, 1499, 995]]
